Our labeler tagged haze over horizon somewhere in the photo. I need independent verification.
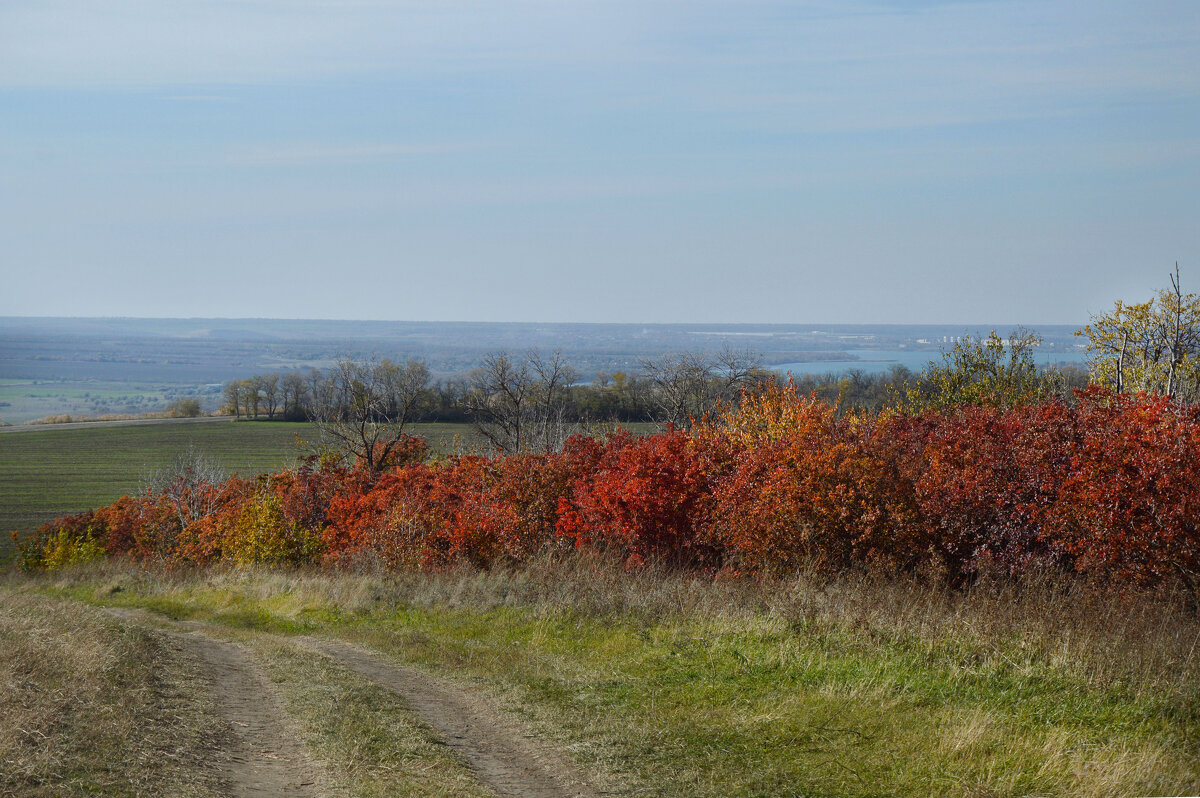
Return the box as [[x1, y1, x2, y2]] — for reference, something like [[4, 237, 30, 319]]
[[2, 1, 1197, 325]]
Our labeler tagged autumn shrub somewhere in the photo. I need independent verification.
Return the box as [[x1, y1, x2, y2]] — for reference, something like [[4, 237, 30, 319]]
[[324, 463, 456, 569], [168, 478, 256, 563], [273, 457, 364, 537], [11, 525, 52, 572], [355, 435, 430, 471], [906, 401, 1076, 577], [1043, 388, 1200, 587], [222, 492, 322, 566], [702, 384, 925, 574], [556, 429, 724, 567], [18, 387, 1200, 593], [93, 496, 145, 557], [443, 436, 606, 566], [12, 512, 104, 571]]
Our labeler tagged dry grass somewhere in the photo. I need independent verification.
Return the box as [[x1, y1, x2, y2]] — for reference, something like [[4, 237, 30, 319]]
[[73, 553, 1197, 701], [0, 592, 227, 796], [12, 556, 1200, 796]]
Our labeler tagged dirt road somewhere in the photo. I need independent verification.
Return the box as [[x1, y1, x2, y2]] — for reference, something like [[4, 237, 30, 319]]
[[102, 608, 597, 798], [302, 637, 597, 798], [103, 608, 325, 796]]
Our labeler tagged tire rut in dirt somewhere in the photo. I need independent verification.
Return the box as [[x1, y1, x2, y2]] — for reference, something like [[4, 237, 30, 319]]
[[102, 608, 324, 797], [301, 637, 598, 798], [178, 632, 324, 797]]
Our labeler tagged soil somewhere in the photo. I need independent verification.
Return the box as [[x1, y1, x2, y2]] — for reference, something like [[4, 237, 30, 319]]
[[300, 637, 599, 798], [103, 608, 326, 797], [102, 607, 599, 797]]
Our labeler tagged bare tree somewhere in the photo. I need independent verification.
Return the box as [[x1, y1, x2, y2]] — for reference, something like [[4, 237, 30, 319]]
[[1157, 264, 1200, 401], [258, 373, 281, 419], [306, 367, 330, 417], [464, 349, 578, 453], [281, 371, 308, 418], [223, 380, 242, 418], [381, 358, 432, 424], [310, 357, 430, 471], [526, 349, 579, 452], [640, 344, 763, 428], [140, 445, 228, 533], [239, 380, 261, 418]]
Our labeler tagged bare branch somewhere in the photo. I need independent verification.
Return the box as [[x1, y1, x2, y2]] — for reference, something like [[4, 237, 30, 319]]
[[309, 356, 430, 471]]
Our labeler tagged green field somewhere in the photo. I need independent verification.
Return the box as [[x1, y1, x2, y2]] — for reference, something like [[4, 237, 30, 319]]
[[0, 421, 477, 555], [0, 379, 191, 425]]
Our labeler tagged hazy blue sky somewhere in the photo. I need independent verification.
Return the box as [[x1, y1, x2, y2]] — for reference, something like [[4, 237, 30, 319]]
[[1, 1, 1197, 323]]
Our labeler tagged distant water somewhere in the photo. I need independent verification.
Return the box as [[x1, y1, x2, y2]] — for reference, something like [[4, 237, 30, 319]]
[[772, 348, 1091, 376]]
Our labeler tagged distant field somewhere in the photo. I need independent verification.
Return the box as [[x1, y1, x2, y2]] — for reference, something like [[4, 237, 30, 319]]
[[0, 421, 477, 556], [0, 379, 210, 424]]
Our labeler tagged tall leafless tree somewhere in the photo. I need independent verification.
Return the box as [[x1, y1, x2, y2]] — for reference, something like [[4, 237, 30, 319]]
[[463, 349, 578, 453], [1157, 264, 1200, 401], [281, 371, 308, 418], [310, 357, 430, 471], [257, 373, 280, 420], [640, 344, 763, 428]]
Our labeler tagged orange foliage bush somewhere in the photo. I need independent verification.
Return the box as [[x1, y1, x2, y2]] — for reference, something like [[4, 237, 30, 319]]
[[20, 391, 1200, 591]]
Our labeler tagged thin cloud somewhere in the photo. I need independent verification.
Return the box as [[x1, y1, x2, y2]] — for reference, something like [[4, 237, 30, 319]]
[[222, 140, 497, 167]]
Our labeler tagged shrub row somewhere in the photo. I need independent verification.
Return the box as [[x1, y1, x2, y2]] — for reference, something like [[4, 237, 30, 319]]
[[15, 385, 1200, 588]]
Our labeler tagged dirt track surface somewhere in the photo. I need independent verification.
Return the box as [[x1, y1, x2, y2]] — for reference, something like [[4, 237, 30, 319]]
[[103, 608, 326, 797], [102, 608, 598, 798], [301, 637, 599, 798], [0, 416, 234, 433], [177, 632, 325, 796]]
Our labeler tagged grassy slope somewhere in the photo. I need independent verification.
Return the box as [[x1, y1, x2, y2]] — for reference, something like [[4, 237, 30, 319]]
[[0, 590, 498, 797], [0, 592, 227, 796], [16, 562, 1200, 798], [0, 421, 477, 555]]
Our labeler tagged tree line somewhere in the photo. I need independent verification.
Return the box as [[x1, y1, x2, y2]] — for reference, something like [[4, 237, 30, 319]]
[[222, 340, 1088, 460], [222, 347, 780, 458], [218, 266, 1196, 469]]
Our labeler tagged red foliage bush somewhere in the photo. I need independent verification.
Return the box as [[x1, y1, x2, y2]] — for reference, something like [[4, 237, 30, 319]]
[[703, 386, 924, 573], [1044, 388, 1200, 586], [324, 462, 457, 569], [556, 430, 723, 567], [21, 387, 1200, 590], [907, 401, 1076, 576]]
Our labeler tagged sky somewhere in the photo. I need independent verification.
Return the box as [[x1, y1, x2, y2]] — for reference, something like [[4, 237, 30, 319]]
[[1, 0, 1198, 324]]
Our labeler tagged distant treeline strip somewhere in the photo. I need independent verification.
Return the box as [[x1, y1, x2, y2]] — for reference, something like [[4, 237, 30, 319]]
[[221, 343, 1088, 429]]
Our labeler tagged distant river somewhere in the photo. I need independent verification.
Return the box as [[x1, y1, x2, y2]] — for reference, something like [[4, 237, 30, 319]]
[[772, 348, 1091, 376]]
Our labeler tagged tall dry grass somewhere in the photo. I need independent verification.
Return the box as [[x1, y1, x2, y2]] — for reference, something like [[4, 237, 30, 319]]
[[34, 552, 1200, 702], [0, 592, 226, 796]]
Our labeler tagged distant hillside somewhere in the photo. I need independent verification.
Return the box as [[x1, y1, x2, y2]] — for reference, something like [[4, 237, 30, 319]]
[[0, 317, 1087, 384]]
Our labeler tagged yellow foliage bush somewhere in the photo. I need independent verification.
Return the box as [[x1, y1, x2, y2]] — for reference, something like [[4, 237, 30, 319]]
[[42, 526, 106, 570], [223, 493, 320, 567]]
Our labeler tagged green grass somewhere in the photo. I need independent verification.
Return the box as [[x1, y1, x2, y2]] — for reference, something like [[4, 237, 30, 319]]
[[20, 563, 1200, 798], [0, 421, 477, 557]]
